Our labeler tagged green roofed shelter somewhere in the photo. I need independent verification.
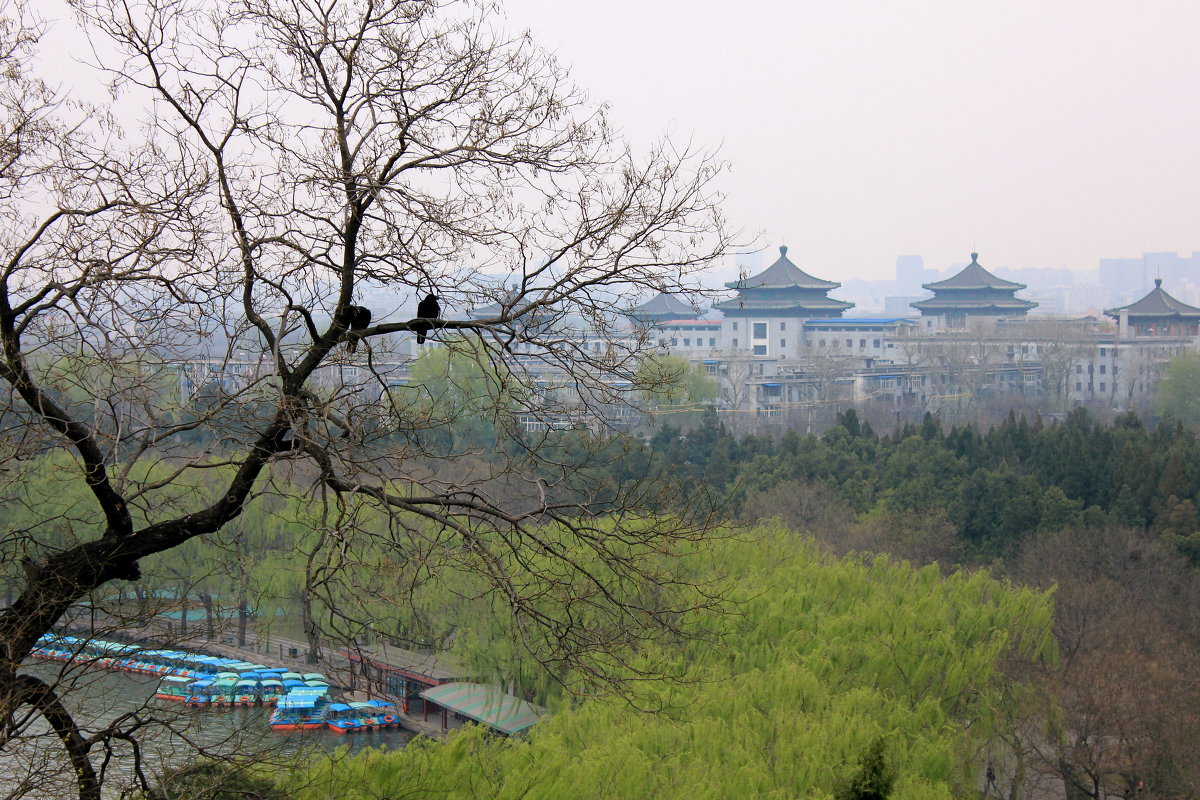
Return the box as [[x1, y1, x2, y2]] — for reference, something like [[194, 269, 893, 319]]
[[419, 682, 545, 736]]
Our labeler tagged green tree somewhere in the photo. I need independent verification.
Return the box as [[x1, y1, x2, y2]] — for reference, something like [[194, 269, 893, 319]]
[[398, 336, 522, 453], [633, 353, 718, 425], [1153, 350, 1200, 425], [835, 739, 897, 800]]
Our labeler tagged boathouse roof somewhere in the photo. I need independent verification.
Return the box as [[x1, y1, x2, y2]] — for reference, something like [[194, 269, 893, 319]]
[[343, 645, 464, 684], [419, 682, 545, 736]]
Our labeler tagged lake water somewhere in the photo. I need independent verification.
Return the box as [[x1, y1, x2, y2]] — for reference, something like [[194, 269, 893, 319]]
[[4, 661, 412, 798]]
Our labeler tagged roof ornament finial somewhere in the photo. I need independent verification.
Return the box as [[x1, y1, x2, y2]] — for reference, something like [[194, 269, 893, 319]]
[[780, 244, 788, 258], [970, 252, 979, 262], [1155, 278, 1163, 288]]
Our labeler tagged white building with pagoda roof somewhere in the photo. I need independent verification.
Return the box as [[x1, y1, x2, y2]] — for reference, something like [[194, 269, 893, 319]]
[[713, 245, 853, 357], [910, 253, 1037, 328]]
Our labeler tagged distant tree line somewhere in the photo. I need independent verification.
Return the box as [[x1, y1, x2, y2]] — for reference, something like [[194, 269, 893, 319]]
[[638, 406, 1200, 562]]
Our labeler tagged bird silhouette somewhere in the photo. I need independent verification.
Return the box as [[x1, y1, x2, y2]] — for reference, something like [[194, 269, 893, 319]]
[[344, 304, 372, 352], [413, 293, 440, 344]]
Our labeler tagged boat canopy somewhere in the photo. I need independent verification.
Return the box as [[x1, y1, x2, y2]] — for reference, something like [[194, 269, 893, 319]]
[[261, 679, 284, 687], [303, 680, 328, 687], [282, 679, 306, 688], [277, 697, 320, 709], [328, 703, 353, 712], [160, 676, 192, 684], [301, 673, 326, 681], [280, 672, 303, 681], [364, 700, 392, 708]]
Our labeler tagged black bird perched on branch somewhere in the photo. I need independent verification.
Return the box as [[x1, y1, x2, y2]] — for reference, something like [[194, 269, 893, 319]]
[[413, 293, 440, 344], [344, 304, 372, 352]]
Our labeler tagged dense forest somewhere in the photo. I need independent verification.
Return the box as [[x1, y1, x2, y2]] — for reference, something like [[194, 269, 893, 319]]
[[646, 407, 1200, 564], [10, 406, 1183, 800]]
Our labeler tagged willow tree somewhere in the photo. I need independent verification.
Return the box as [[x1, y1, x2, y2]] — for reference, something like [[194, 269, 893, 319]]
[[0, 0, 732, 796]]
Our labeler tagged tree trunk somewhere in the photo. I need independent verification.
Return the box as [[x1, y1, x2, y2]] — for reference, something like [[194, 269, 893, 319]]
[[237, 600, 249, 649], [199, 592, 215, 640]]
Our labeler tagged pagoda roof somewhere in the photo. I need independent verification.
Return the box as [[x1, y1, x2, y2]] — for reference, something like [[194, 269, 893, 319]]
[[657, 319, 721, 327], [1105, 279, 1200, 319], [910, 296, 1038, 312], [626, 292, 696, 318], [922, 253, 1025, 291], [712, 295, 854, 314], [725, 246, 840, 291]]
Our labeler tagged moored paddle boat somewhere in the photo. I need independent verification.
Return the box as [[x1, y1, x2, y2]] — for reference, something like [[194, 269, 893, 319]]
[[269, 688, 330, 731], [154, 675, 193, 702]]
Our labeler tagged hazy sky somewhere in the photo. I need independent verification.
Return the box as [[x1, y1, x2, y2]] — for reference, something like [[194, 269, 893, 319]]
[[502, 0, 1200, 283]]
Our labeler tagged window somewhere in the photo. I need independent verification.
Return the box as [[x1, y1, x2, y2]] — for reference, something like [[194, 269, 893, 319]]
[[859, 339, 866, 348], [1100, 382, 1106, 391], [846, 339, 852, 348], [732, 338, 738, 348], [819, 340, 826, 348], [1099, 364, 1106, 374], [753, 345, 766, 356], [780, 322, 787, 331], [670, 338, 677, 346], [1099, 347, 1106, 356], [683, 338, 690, 346], [709, 338, 716, 347], [780, 339, 786, 348], [1076, 382, 1082, 391], [873, 339, 881, 348], [753, 322, 767, 338], [732, 322, 738, 331], [1076, 365, 1082, 374]]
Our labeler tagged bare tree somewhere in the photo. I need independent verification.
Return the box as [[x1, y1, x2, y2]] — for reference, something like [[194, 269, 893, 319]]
[[0, 0, 733, 796], [1016, 318, 1096, 415], [1002, 527, 1200, 800]]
